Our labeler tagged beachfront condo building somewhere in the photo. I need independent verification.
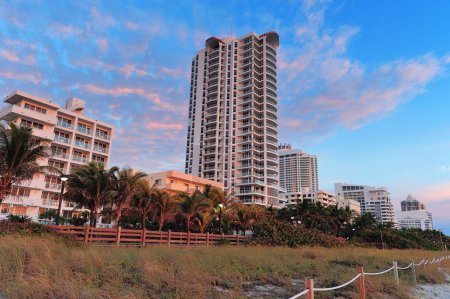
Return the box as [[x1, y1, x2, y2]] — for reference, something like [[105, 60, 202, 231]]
[[335, 183, 397, 225], [184, 32, 282, 207], [278, 144, 319, 193], [397, 194, 433, 230], [0, 90, 113, 222]]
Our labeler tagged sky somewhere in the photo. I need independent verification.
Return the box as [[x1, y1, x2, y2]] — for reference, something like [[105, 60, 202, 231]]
[[0, 0, 449, 233]]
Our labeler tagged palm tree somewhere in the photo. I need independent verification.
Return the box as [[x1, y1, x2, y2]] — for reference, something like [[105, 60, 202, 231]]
[[113, 168, 147, 226], [132, 180, 157, 229], [193, 210, 214, 233], [152, 190, 177, 231], [65, 162, 118, 227], [0, 122, 53, 204], [235, 204, 255, 236], [178, 192, 209, 232]]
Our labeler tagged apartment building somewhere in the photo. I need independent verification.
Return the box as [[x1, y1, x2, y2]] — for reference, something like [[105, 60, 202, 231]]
[[335, 183, 396, 225], [278, 144, 318, 193], [185, 32, 282, 207], [335, 196, 361, 215], [397, 194, 433, 230], [284, 188, 336, 207], [0, 90, 113, 221], [146, 170, 223, 195]]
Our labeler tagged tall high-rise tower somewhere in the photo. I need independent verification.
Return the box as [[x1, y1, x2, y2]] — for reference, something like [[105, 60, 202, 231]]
[[278, 144, 319, 193], [185, 32, 281, 206]]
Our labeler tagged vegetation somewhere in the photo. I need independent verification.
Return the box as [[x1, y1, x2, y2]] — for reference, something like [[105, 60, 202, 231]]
[[0, 122, 54, 205], [0, 234, 448, 298]]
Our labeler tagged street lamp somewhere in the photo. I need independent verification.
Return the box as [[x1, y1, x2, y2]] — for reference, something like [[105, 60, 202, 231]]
[[56, 174, 69, 225], [218, 203, 223, 234]]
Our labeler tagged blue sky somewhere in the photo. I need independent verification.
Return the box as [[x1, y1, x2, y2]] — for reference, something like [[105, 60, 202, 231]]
[[0, 0, 449, 233]]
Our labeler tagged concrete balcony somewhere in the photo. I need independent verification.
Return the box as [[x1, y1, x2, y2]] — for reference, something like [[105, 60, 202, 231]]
[[0, 104, 56, 125]]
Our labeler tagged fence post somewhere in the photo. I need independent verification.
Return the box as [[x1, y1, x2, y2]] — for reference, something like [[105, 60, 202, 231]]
[[116, 226, 121, 246], [393, 261, 399, 285], [305, 278, 314, 299], [84, 226, 90, 244], [141, 228, 146, 246], [206, 232, 210, 247], [187, 231, 191, 246], [411, 260, 417, 286], [167, 230, 172, 246], [358, 266, 366, 299]]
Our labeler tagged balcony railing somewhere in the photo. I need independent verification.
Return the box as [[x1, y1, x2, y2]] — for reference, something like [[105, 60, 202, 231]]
[[54, 136, 70, 144], [73, 156, 89, 163], [77, 126, 92, 135], [45, 182, 61, 190], [95, 132, 109, 140], [42, 199, 59, 206], [57, 120, 73, 129], [93, 146, 107, 153], [74, 141, 90, 149], [52, 151, 68, 159]]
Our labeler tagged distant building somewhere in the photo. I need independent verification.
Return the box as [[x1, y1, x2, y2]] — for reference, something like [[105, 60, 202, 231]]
[[278, 144, 319, 192], [284, 188, 335, 208], [336, 196, 361, 215], [146, 170, 223, 195], [401, 194, 426, 211], [397, 210, 433, 230], [0, 90, 113, 222], [397, 194, 433, 230], [335, 183, 396, 225]]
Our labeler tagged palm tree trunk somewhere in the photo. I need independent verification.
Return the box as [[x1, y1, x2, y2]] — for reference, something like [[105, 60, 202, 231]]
[[187, 215, 191, 232], [115, 209, 122, 227], [142, 214, 147, 230]]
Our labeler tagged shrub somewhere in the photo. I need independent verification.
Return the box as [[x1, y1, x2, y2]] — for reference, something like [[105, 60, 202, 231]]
[[0, 220, 51, 236], [251, 218, 346, 248]]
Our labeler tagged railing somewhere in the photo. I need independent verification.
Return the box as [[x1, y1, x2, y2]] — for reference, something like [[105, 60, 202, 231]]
[[289, 254, 450, 299], [93, 146, 107, 153], [45, 182, 61, 190], [52, 151, 68, 159], [74, 141, 90, 149], [77, 126, 92, 135], [57, 120, 73, 129], [49, 225, 248, 247], [54, 136, 70, 144], [95, 132, 109, 140], [73, 156, 89, 163]]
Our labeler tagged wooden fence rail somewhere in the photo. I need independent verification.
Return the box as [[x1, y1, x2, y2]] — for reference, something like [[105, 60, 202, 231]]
[[49, 225, 248, 247]]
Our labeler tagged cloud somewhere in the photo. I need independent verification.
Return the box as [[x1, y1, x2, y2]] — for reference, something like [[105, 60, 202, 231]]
[[0, 71, 42, 84], [97, 38, 109, 52], [120, 64, 148, 78], [48, 23, 82, 38], [0, 50, 19, 62], [160, 66, 187, 78], [279, 3, 449, 137], [440, 166, 450, 172], [78, 84, 178, 112], [146, 121, 184, 130]]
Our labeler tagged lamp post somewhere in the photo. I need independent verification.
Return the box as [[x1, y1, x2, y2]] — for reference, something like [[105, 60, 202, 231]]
[[56, 174, 69, 225], [218, 203, 223, 234]]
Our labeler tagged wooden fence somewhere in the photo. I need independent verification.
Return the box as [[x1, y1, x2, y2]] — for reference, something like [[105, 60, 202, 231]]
[[49, 225, 248, 247]]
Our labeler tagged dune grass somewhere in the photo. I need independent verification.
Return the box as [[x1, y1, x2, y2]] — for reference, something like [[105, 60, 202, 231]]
[[0, 235, 448, 298]]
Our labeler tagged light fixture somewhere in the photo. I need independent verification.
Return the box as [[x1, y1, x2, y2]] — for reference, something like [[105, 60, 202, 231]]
[[60, 174, 69, 182]]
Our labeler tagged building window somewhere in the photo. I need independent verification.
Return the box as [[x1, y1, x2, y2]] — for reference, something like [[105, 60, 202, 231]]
[[24, 103, 47, 114], [20, 119, 43, 130]]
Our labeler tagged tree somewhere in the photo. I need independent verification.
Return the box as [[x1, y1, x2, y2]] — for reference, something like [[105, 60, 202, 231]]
[[193, 210, 214, 233], [132, 180, 157, 229], [65, 162, 118, 227], [178, 192, 209, 232], [0, 123, 53, 204], [152, 190, 177, 231], [354, 213, 378, 230], [113, 168, 147, 226]]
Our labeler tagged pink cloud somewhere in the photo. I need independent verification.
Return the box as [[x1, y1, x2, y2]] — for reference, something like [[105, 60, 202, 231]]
[[160, 66, 187, 78], [146, 121, 184, 130], [279, 2, 449, 136], [120, 64, 148, 78], [0, 71, 42, 84], [0, 50, 19, 62], [48, 23, 82, 38], [97, 38, 109, 52]]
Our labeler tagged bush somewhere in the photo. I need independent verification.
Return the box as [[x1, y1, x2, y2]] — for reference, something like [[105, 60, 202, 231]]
[[251, 218, 346, 248], [0, 220, 51, 236]]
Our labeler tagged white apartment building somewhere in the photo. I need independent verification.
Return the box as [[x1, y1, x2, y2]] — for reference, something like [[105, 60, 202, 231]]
[[0, 90, 113, 222], [397, 194, 433, 230], [335, 183, 396, 225], [278, 144, 318, 193], [284, 188, 336, 207], [185, 32, 282, 207], [335, 196, 361, 215]]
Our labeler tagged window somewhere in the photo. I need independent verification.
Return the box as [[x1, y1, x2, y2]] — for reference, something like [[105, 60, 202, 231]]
[[24, 103, 47, 114], [155, 179, 161, 185], [20, 119, 43, 130]]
